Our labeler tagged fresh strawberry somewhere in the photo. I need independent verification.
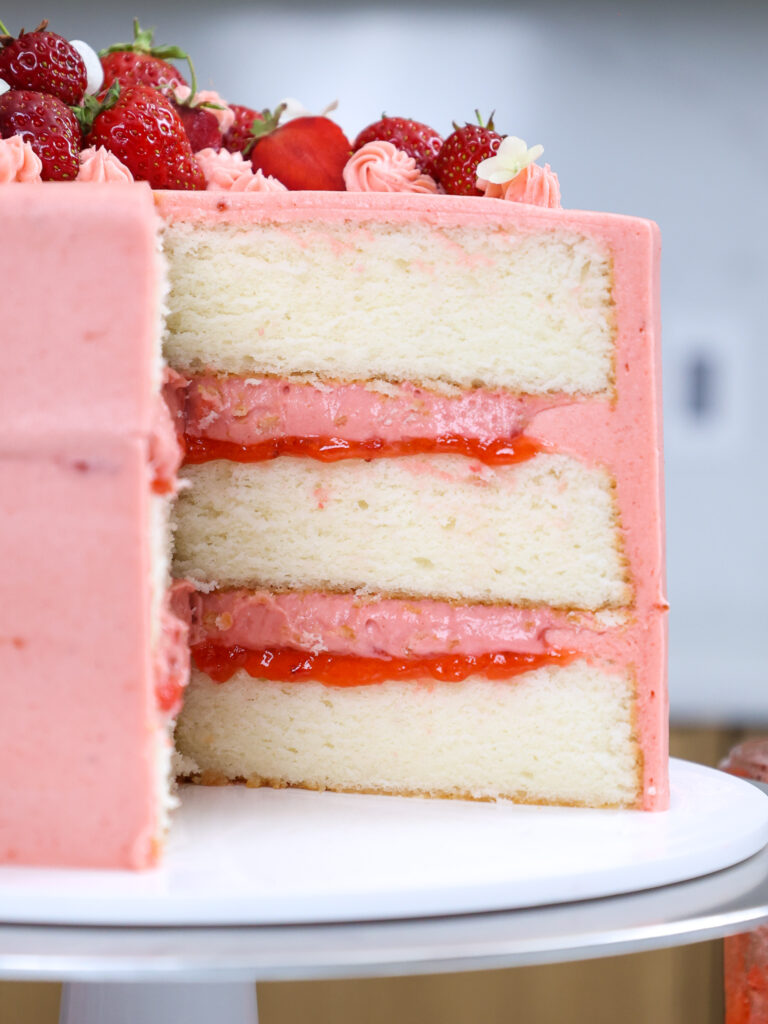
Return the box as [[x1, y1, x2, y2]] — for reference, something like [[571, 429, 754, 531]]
[[173, 102, 221, 152], [354, 116, 442, 177], [81, 83, 205, 190], [249, 107, 351, 190], [99, 20, 190, 94], [0, 89, 80, 179], [222, 103, 262, 154], [0, 19, 87, 105], [434, 113, 502, 196]]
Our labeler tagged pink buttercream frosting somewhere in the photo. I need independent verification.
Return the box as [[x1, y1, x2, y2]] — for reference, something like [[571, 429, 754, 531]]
[[184, 374, 561, 446], [196, 148, 287, 193], [0, 136, 43, 183], [172, 86, 235, 133], [344, 140, 438, 194], [76, 146, 134, 184], [479, 163, 561, 208]]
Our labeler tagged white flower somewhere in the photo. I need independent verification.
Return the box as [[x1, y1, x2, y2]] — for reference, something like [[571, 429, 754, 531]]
[[476, 136, 544, 185], [70, 40, 104, 96], [277, 98, 339, 124]]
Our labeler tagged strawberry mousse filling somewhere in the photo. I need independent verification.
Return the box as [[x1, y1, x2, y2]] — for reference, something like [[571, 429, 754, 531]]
[[183, 589, 629, 686], [181, 373, 567, 465]]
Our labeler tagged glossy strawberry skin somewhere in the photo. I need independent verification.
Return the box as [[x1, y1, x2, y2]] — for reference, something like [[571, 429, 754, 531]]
[[222, 104, 262, 154], [0, 89, 81, 180], [100, 51, 187, 93], [250, 116, 351, 190], [435, 124, 502, 196], [354, 117, 442, 177], [86, 85, 205, 190], [174, 103, 221, 152], [0, 28, 87, 105]]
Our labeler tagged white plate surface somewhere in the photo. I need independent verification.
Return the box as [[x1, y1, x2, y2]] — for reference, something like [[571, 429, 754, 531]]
[[1, 759, 767, 926]]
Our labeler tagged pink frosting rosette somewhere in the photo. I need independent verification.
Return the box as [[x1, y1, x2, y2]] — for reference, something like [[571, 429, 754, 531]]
[[172, 86, 235, 134], [476, 136, 561, 209], [344, 140, 438, 194], [0, 136, 43, 184], [76, 146, 134, 183], [480, 163, 561, 208], [196, 147, 287, 192]]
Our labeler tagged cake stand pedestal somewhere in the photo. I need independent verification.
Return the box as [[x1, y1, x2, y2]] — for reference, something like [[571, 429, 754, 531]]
[[0, 763, 765, 1024]]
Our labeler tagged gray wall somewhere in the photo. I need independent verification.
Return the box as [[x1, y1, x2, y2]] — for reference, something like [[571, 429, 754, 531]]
[[6, 0, 767, 722]]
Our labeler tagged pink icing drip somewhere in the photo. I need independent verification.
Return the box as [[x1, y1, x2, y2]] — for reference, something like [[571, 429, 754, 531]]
[[0, 135, 43, 183], [344, 140, 438, 194], [184, 374, 561, 446], [76, 146, 134, 184], [479, 163, 561, 208], [196, 148, 287, 193]]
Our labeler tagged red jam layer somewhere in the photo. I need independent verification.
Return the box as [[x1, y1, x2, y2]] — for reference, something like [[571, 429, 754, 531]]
[[191, 643, 577, 687], [183, 433, 547, 466]]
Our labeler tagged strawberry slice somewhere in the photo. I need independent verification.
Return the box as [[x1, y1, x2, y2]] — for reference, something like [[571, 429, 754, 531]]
[[435, 112, 502, 196], [354, 116, 442, 177], [0, 18, 87, 106], [99, 20, 190, 93], [0, 89, 80, 180], [81, 83, 205, 190], [249, 107, 351, 190]]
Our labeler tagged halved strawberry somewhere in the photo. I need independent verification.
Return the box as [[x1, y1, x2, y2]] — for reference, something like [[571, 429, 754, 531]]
[[249, 107, 351, 190], [354, 116, 442, 177], [81, 83, 205, 190], [222, 104, 263, 155], [434, 113, 502, 196], [99, 20, 190, 94], [0, 88, 80, 179], [0, 18, 87, 105]]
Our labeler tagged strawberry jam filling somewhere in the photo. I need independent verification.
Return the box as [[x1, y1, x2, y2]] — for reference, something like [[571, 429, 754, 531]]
[[191, 643, 577, 687], [184, 433, 546, 466]]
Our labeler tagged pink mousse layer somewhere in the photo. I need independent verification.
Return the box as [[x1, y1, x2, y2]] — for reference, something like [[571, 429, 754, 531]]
[[0, 184, 178, 869], [185, 374, 561, 445], [157, 191, 667, 811], [189, 589, 581, 657]]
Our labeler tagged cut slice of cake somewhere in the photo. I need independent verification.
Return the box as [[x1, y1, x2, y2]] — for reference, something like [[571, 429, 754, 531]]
[[0, 184, 187, 868], [161, 192, 667, 810]]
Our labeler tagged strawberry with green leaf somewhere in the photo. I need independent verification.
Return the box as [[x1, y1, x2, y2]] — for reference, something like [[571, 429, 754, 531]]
[[434, 112, 502, 196], [75, 81, 205, 190], [99, 19, 191, 94]]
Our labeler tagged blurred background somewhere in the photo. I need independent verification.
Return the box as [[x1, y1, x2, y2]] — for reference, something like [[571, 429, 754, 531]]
[[1, 0, 766, 1021]]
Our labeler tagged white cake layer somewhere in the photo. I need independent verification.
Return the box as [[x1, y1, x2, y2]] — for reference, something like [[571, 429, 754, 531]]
[[174, 454, 630, 609], [176, 663, 641, 808], [163, 221, 615, 394]]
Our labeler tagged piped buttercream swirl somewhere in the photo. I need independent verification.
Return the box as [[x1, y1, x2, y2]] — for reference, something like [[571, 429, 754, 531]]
[[344, 140, 439, 194], [196, 147, 287, 192], [478, 162, 561, 209], [0, 136, 43, 184], [76, 146, 134, 183]]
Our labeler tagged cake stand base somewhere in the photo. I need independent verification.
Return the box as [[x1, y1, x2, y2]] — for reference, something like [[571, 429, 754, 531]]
[[59, 981, 258, 1024]]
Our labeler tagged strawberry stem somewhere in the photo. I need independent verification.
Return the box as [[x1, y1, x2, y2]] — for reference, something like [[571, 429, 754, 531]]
[[243, 104, 286, 155], [71, 79, 120, 135], [0, 20, 9, 35]]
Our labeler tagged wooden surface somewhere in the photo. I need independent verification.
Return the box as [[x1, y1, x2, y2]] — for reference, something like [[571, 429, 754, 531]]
[[0, 726, 761, 1024]]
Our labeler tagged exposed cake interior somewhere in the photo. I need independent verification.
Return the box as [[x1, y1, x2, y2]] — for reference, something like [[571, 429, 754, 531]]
[[158, 192, 667, 812]]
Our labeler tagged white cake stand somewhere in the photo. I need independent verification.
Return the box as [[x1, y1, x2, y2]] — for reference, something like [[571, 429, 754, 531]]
[[0, 760, 766, 1024]]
